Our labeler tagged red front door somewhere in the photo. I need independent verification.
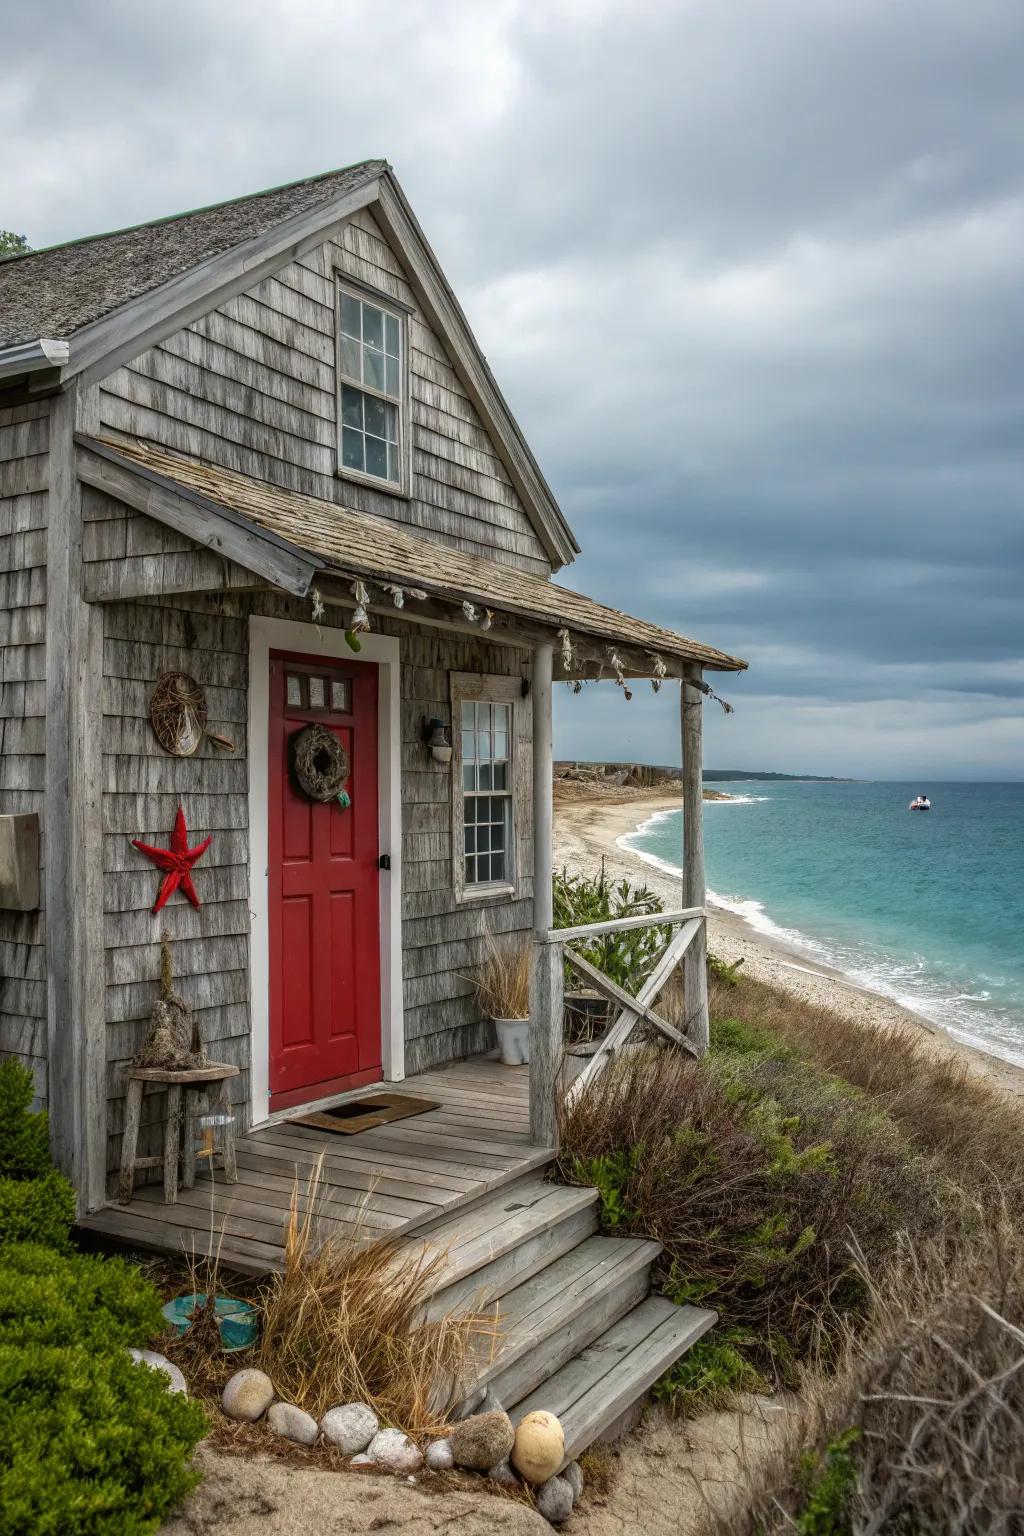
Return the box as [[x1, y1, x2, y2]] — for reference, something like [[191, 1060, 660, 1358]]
[[268, 650, 381, 1107]]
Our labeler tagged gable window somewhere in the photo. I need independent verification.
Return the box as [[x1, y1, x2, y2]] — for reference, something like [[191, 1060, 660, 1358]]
[[336, 281, 408, 491], [451, 674, 526, 901]]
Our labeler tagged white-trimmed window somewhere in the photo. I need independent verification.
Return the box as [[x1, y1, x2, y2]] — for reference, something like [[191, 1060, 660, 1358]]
[[335, 281, 408, 491], [451, 674, 526, 900], [462, 699, 512, 887]]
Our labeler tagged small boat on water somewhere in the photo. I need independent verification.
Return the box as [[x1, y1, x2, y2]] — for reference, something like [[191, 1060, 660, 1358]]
[[909, 793, 931, 811]]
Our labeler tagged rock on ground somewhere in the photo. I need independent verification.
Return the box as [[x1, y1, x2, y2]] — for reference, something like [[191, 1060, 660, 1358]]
[[163, 1447, 551, 1536], [563, 1462, 583, 1503], [366, 1427, 424, 1474], [511, 1412, 564, 1486], [450, 1410, 515, 1472], [221, 1369, 275, 1423], [267, 1403, 318, 1445], [425, 1437, 454, 1471], [488, 1459, 518, 1487], [127, 1347, 187, 1396], [321, 1403, 379, 1454], [536, 1475, 574, 1524]]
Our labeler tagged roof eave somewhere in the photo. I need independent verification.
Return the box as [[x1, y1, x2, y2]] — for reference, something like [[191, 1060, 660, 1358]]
[[77, 434, 746, 674], [0, 337, 70, 381]]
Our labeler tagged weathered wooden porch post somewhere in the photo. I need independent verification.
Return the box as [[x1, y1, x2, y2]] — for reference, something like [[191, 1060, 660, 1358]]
[[529, 641, 562, 1146], [46, 384, 107, 1211], [681, 663, 709, 1052]]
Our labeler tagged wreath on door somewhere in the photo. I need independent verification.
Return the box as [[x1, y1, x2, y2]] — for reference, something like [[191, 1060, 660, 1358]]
[[290, 723, 350, 804]]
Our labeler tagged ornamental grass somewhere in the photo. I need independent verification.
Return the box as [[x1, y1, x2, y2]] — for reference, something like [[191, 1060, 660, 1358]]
[[256, 1160, 494, 1433], [469, 936, 531, 1020], [709, 971, 1024, 1223]]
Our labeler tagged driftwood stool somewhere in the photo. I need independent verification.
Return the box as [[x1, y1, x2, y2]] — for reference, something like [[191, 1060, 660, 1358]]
[[118, 1063, 239, 1205]]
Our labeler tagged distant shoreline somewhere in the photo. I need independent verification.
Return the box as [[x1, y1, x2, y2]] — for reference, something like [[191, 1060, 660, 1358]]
[[552, 786, 1024, 1100]]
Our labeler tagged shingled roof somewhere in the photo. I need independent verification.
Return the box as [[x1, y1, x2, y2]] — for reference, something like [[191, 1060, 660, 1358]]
[[0, 161, 387, 350], [78, 434, 748, 674]]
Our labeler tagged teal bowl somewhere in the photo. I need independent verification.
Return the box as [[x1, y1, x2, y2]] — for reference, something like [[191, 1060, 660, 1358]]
[[162, 1292, 259, 1352]]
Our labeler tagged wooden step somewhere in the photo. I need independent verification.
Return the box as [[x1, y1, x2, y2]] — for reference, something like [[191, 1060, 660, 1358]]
[[410, 1176, 599, 1318], [472, 1234, 662, 1407], [507, 1296, 717, 1470]]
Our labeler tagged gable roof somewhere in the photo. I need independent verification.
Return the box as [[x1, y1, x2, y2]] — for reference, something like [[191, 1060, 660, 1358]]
[[0, 162, 579, 567], [0, 161, 387, 350], [77, 434, 747, 675]]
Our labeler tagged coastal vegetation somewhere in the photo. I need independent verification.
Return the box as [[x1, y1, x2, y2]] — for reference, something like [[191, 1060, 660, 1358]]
[[554, 869, 1024, 1533], [553, 863, 670, 992], [0, 1059, 206, 1534]]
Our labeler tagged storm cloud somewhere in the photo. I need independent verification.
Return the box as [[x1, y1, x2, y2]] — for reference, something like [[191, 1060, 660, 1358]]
[[3, 0, 1022, 777]]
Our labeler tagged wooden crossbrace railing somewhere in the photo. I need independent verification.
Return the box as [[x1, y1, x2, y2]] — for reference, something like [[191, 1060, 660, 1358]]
[[529, 908, 707, 1144]]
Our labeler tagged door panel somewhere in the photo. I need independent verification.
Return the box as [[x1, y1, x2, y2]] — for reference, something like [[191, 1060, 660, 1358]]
[[268, 651, 381, 1103]]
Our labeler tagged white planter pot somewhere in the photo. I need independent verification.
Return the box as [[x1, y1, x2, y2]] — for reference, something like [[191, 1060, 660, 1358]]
[[493, 1017, 530, 1066]]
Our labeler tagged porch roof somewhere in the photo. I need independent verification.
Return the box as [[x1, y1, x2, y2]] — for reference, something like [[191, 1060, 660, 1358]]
[[77, 434, 747, 675]]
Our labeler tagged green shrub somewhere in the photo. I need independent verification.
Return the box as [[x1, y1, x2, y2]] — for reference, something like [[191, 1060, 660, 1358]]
[[568, 1148, 643, 1228], [0, 1169, 75, 1252], [654, 1328, 766, 1413], [0, 1242, 166, 1351], [553, 864, 670, 992], [793, 1429, 860, 1536], [0, 1058, 76, 1253], [0, 1059, 51, 1179], [0, 1341, 206, 1535], [0, 1241, 206, 1533]]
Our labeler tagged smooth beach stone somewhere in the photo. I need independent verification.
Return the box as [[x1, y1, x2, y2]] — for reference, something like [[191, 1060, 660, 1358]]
[[127, 1347, 188, 1396], [268, 1402, 318, 1444], [350, 1453, 373, 1466], [488, 1457, 518, 1487], [425, 1437, 454, 1471], [450, 1409, 515, 1471], [320, 1402, 379, 1453], [563, 1462, 583, 1503], [511, 1411, 565, 1485], [366, 1428, 424, 1474], [221, 1367, 275, 1422], [536, 1474, 574, 1524]]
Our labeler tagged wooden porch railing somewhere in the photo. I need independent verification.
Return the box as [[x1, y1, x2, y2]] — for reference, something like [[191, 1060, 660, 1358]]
[[528, 907, 708, 1147]]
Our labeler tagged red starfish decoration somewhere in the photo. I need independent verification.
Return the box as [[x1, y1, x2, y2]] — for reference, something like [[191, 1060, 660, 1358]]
[[131, 805, 213, 914]]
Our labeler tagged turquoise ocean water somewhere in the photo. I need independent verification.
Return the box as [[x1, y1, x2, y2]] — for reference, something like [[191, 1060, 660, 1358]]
[[620, 781, 1024, 1067]]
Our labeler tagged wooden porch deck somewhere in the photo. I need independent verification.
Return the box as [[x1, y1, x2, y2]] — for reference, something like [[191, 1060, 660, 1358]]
[[78, 1057, 549, 1274]]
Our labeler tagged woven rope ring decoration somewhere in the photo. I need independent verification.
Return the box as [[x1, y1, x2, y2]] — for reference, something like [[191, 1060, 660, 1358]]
[[291, 723, 350, 802], [149, 671, 208, 757]]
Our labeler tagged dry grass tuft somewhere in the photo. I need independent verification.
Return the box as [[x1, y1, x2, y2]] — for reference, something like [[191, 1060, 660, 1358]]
[[256, 1160, 495, 1432], [716, 1222, 1024, 1535], [467, 936, 531, 1020], [577, 1441, 618, 1500]]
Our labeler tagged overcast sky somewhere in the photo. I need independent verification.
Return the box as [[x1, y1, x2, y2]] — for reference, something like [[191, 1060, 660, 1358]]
[[3, 0, 1022, 778]]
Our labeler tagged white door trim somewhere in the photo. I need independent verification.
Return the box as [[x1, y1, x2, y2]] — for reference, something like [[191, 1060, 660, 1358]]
[[247, 617, 403, 1128]]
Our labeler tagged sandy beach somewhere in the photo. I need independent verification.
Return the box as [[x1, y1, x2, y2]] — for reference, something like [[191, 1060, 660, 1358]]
[[554, 785, 1024, 1099]]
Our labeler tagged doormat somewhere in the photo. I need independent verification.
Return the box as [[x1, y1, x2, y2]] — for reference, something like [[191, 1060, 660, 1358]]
[[286, 1093, 440, 1136]]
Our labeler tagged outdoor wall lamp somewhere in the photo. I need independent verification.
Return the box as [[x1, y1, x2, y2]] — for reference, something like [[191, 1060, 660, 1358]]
[[422, 717, 453, 766]]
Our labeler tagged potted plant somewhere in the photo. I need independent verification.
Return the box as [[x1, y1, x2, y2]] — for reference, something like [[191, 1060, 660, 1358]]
[[470, 940, 531, 1065]]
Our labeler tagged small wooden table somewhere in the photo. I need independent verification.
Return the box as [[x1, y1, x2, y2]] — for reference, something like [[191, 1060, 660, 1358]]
[[118, 1064, 240, 1205]]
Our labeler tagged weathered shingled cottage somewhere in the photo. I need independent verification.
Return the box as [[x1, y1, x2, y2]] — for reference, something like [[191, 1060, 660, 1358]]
[[0, 162, 746, 1449]]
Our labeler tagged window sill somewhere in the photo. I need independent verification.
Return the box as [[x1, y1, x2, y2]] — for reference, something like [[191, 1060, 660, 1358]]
[[457, 882, 517, 905], [335, 464, 413, 501]]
